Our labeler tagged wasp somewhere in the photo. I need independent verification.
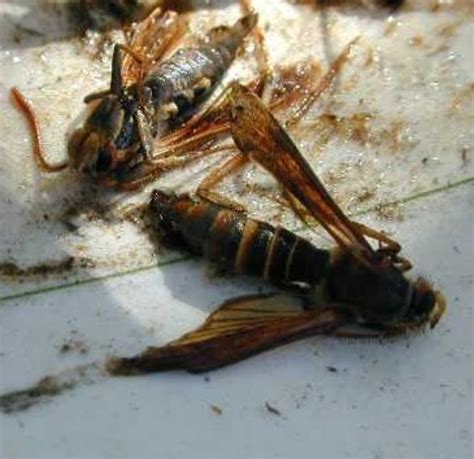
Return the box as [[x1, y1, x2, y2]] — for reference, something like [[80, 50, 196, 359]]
[[107, 83, 446, 374], [12, 2, 359, 193], [11, 5, 264, 189]]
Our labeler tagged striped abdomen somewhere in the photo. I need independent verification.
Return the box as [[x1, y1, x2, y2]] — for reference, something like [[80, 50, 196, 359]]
[[141, 14, 257, 122], [150, 191, 330, 291]]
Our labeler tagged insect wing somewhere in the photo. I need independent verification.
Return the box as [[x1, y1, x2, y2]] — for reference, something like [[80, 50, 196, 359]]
[[122, 7, 183, 85], [108, 294, 348, 373], [227, 84, 374, 257]]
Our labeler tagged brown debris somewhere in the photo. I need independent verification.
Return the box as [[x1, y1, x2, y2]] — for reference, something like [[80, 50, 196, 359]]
[[0, 256, 95, 281], [210, 404, 223, 415], [265, 401, 282, 416], [0, 376, 75, 414], [59, 339, 89, 355]]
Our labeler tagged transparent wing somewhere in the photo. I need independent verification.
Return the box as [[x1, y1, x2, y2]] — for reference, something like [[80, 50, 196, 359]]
[[107, 294, 348, 373], [226, 83, 376, 258], [121, 7, 184, 85]]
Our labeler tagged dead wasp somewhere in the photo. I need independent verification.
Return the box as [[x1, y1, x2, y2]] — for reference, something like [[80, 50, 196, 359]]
[[11, 3, 354, 193], [11, 6, 263, 188], [107, 83, 446, 374]]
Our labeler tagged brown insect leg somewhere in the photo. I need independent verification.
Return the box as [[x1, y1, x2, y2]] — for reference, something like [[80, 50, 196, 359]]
[[280, 192, 410, 269], [10, 88, 68, 173], [124, 9, 184, 81], [281, 188, 319, 229], [83, 89, 111, 104], [351, 221, 401, 253], [134, 108, 155, 160], [110, 145, 235, 191], [111, 43, 144, 94], [240, 0, 271, 97], [350, 221, 412, 270], [284, 37, 360, 128], [149, 78, 236, 154], [85, 9, 184, 102], [155, 122, 231, 158], [196, 153, 250, 212], [84, 43, 144, 103]]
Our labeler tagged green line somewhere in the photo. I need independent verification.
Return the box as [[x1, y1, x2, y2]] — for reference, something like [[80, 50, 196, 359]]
[[0, 176, 472, 305], [352, 176, 474, 217], [0, 255, 191, 304]]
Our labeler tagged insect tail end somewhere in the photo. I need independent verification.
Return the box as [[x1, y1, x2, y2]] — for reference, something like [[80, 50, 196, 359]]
[[430, 291, 447, 329], [106, 355, 170, 376], [106, 345, 195, 375]]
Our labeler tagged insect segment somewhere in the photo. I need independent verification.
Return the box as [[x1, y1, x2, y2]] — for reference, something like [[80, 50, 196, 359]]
[[11, 8, 259, 186], [107, 84, 446, 375], [150, 190, 331, 289]]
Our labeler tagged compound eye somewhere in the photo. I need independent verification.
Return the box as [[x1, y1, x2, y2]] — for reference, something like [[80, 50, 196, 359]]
[[96, 148, 113, 174]]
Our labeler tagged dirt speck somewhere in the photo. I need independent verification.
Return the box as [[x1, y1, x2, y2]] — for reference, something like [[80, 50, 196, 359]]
[[437, 20, 464, 38], [271, 60, 322, 107], [0, 256, 95, 282], [375, 202, 404, 221], [451, 83, 474, 113], [265, 401, 282, 416], [309, 112, 373, 149], [408, 36, 424, 48], [210, 404, 222, 415], [59, 338, 89, 355], [0, 376, 75, 414], [354, 188, 376, 205]]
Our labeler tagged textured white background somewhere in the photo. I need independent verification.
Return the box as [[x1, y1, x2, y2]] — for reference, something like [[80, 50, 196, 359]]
[[0, 0, 472, 458]]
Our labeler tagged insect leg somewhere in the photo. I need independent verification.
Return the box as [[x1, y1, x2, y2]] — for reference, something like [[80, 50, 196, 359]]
[[122, 9, 184, 85], [83, 43, 142, 103], [240, 0, 271, 98], [83, 89, 112, 104], [281, 189, 319, 229], [107, 144, 235, 191], [134, 108, 155, 160], [351, 221, 401, 253], [196, 153, 250, 212], [111, 43, 145, 95], [10, 88, 68, 173], [350, 221, 411, 270], [284, 37, 360, 128]]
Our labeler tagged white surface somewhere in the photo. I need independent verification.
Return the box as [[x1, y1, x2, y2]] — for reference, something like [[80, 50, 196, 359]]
[[0, 1, 473, 458]]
